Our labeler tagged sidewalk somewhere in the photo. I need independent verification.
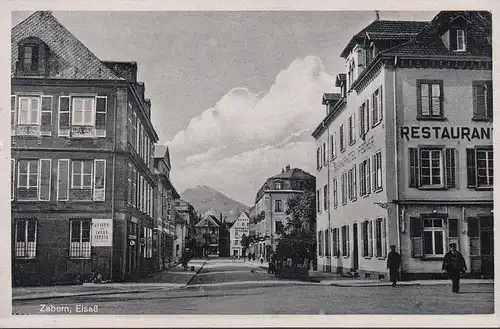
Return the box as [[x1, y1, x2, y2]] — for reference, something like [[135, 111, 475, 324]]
[[13, 259, 207, 301]]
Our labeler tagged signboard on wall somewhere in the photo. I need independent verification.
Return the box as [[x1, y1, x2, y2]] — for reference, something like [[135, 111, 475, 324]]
[[92, 218, 113, 247]]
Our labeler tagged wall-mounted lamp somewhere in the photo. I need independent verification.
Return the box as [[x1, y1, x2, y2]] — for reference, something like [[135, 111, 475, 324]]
[[432, 209, 437, 214]]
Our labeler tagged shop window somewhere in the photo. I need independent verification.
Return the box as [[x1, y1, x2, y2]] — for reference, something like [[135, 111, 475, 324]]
[[467, 148, 493, 188], [15, 219, 37, 259], [417, 81, 443, 119], [69, 219, 91, 259]]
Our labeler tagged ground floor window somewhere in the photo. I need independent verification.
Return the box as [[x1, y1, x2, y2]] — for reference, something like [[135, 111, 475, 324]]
[[332, 228, 339, 257], [69, 219, 91, 259], [410, 216, 445, 258], [15, 219, 37, 259], [341, 225, 349, 257]]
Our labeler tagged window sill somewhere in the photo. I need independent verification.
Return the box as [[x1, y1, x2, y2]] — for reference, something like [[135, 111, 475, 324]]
[[69, 257, 91, 260], [416, 116, 447, 121], [15, 257, 37, 261], [340, 149, 346, 154], [374, 187, 383, 194], [371, 121, 382, 129], [471, 117, 492, 122], [377, 257, 386, 260], [361, 193, 370, 198], [331, 156, 337, 162], [364, 256, 372, 260], [349, 141, 356, 146], [420, 257, 444, 261], [470, 186, 493, 191], [418, 186, 447, 191]]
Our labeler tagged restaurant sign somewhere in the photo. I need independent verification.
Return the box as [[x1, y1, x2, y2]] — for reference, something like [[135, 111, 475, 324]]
[[91, 218, 113, 247], [400, 126, 492, 141]]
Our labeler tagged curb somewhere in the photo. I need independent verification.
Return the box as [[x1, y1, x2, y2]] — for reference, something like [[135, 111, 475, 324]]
[[184, 259, 207, 287]]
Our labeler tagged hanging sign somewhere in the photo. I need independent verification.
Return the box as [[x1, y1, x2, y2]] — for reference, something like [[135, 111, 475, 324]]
[[92, 218, 113, 247]]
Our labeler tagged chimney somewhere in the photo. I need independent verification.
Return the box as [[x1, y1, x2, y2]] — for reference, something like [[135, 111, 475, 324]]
[[286, 164, 291, 172]]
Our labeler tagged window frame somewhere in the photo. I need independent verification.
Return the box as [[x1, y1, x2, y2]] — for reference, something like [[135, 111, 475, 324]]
[[419, 148, 444, 188], [472, 81, 493, 121], [475, 148, 494, 187], [417, 80, 444, 120], [332, 178, 338, 208], [71, 160, 94, 190], [422, 218, 446, 257], [71, 97, 96, 126], [18, 96, 40, 126], [69, 219, 91, 259], [14, 219, 37, 259], [17, 159, 39, 190], [274, 199, 283, 213]]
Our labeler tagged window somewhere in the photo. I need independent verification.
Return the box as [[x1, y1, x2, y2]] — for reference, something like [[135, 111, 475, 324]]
[[467, 148, 493, 188], [15, 219, 37, 259], [340, 125, 345, 152], [362, 221, 369, 257], [58, 96, 70, 137], [359, 101, 369, 138], [317, 189, 321, 213], [323, 142, 327, 164], [341, 172, 348, 205], [417, 81, 443, 118], [348, 113, 356, 145], [318, 230, 323, 256], [38, 159, 51, 201], [359, 158, 371, 196], [348, 60, 354, 86], [323, 184, 328, 210], [409, 148, 456, 189], [93, 159, 106, 201], [72, 160, 93, 189], [348, 165, 357, 201], [274, 200, 283, 213], [341, 225, 349, 257], [375, 218, 387, 258], [275, 180, 282, 190], [127, 163, 132, 204], [473, 81, 493, 120], [332, 178, 338, 208], [143, 227, 153, 258], [70, 219, 91, 259], [324, 229, 330, 256], [451, 28, 466, 51], [331, 132, 337, 160], [18, 96, 40, 125], [373, 152, 383, 191], [18, 160, 39, 200], [423, 218, 445, 256], [316, 147, 321, 170], [332, 228, 339, 257], [372, 87, 383, 126], [275, 221, 284, 234], [20, 44, 40, 72], [72, 97, 95, 126], [95, 96, 107, 137], [132, 112, 138, 148], [40, 96, 52, 135]]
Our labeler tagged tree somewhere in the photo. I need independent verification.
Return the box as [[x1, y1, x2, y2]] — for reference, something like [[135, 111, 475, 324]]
[[276, 191, 316, 267], [240, 234, 248, 256]]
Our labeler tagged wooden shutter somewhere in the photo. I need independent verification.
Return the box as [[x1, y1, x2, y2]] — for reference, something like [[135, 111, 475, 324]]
[[40, 96, 52, 136], [11, 95, 16, 135], [445, 148, 456, 188], [466, 148, 477, 187], [58, 96, 70, 137], [371, 155, 376, 191], [93, 159, 106, 201], [11, 159, 15, 201], [95, 96, 107, 137], [486, 82, 493, 119], [360, 222, 365, 257], [468, 217, 480, 256], [448, 218, 459, 250], [365, 99, 370, 134], [378, 86, 383, 121], [450, 29, 458, 50], [39, 159, 51, 201], [367, 158, 372, 193], [359, 105, 364, 139], [409, 148, 419, 187], [382, 218, 387, 257], [410, 217, 424, 258], [57, 159, 69, 201], [368, 220, 373, 257]]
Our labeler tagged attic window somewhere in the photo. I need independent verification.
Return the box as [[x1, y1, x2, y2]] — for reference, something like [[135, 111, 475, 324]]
[[20, 44, 40, 72], [451, 28, 466, 52], [275, 180, 282, 190], [17, 37, 48, 76]]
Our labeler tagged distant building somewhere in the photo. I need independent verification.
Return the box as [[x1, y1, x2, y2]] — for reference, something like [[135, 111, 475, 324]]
[[251, 164, 316, 261], [153, 146, 179, 270], [229, 212, 250, 258], [11, 11, 158, 285], [174, 199, 197, 259], [312, 11, 492, 279], [195, 215, 221, 257]]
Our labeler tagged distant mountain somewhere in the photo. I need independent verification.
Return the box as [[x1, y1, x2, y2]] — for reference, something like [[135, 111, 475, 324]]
[[180, 185, 250, 223]]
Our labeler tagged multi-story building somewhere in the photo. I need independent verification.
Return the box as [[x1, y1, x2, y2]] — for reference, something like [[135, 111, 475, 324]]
[[229, 211, 250, 258], [11, 11, 159, 285], [252, 164, 316, 261], [312, 11, 492, 279], [174, 199, 197, 260], [195, 214, 221, 257], [153, 146, 179, 270]]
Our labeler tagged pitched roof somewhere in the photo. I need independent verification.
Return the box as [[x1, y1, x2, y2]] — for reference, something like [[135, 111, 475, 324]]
[[271, 168, 313, 180], [340, 20, 429, 58], [322, 93, 341, 105], [195, 215, 220, 228], [11, 11, 123, 80]]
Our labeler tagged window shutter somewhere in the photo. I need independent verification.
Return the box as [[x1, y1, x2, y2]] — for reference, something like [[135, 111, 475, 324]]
[[95, 96, 107, 137], [40, 96, 52, 136], [382, 218, 387, 257], [11, 159, 15, 201], [57, 159, 69, 201], [39, 159, 51, 201], [466, 148, 477, 187], [371, 155, 376, 191], [379, 86, 383, 121], [409, 148, 419, 187], [368, 220, 373, 257], [93, 159, 106, 201], [352, 113, 356, 142], [360, 222, 365, 257], [448, 218, 459, 249], [367, 158, 372, 193], [410, 217, 424, 258], [486, 83, 493, 119], [467, 217, 480, 256], [476, 84, 486, 117], [450, 29, 458, 51], [359, 105, 364, 138], [445, 148, 456, 188], [11, 95, 16, 135], [365, 99, 370, 133], [58, 96, 70, 136]]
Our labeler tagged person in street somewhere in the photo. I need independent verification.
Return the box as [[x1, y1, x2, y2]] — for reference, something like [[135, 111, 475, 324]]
[[181, 253, 189, 271], [442, 243, 467, 293], [387, 245, 402, 287]]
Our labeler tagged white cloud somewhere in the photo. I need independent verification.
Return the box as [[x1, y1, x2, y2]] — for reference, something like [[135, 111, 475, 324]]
[[167, 56, 336, 205]]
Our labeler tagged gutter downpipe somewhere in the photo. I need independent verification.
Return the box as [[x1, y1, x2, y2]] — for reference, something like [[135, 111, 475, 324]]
[[393, 56, 401, 257], [110, 87, 118, 282], [324, 121, 331, 271]]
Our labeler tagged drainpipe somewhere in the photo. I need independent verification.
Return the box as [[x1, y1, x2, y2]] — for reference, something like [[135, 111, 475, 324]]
[[110, 88, 118, 282], [393, 56, 401, 254], [325, 121, 331, 270]]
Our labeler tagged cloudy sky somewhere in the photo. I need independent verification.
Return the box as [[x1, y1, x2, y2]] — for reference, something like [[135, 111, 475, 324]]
[[12, 10, 437, 206]]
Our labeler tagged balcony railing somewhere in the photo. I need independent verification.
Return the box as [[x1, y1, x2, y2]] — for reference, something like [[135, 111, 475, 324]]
[[16, 125, 40, 137], [71, 126, 95, 138]]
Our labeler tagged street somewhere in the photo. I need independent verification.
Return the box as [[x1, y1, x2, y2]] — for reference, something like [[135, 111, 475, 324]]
[[13, 259, 494, 315]]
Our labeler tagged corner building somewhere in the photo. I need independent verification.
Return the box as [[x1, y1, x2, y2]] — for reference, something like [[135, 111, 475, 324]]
[[11, 11, 159, 285], [313, 11, 492, 279]]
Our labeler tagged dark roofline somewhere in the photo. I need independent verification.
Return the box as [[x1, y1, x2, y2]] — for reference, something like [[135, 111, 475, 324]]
[[312, 98, 347, 139]]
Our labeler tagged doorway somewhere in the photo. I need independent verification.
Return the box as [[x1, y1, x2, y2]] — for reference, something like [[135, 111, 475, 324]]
[[352, 223, 359, 271]]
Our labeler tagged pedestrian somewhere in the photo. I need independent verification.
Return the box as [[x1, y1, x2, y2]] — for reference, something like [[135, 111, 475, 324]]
[[442, 243, 467, 293], [387, 245, 401, 287]]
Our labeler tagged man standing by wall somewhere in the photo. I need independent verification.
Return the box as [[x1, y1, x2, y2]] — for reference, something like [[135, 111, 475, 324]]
[[387, 245, 401, 287], [442, 243, 467, 293]]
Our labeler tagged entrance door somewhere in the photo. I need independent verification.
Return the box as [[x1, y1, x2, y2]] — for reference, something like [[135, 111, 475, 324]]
[[480, 216, 494, 277], [352, 223, 359, 271]]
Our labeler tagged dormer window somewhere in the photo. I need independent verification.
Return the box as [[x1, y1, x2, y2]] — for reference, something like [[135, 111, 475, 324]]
[[17, 37, 48, 76], [21, 44, 39, 72], [275, 181, 282, 190], [451, 28, 466, 52]]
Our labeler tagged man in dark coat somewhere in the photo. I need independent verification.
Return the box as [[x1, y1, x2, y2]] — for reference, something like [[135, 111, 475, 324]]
[[387, 245, 402, 287], [442, 243, 467, 293]]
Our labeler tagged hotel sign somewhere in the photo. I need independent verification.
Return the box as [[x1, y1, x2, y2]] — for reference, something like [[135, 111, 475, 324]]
[[92, 218, 113, 247], [400, 126, 492, 141]]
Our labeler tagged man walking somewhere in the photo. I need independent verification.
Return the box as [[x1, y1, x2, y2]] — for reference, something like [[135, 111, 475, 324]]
[[387, 245, 401, 287], [442, 243, 467, 293]]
